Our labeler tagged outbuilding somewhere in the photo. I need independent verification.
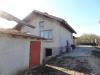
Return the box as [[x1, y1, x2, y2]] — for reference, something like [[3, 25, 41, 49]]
[[0, 28, 45, 75]]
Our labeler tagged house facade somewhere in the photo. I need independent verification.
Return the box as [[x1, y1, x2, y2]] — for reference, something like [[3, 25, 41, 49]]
[[14, 10, 76, 60]]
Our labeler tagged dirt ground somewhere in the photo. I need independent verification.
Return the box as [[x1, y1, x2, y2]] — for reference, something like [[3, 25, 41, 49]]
[[46, 56, 92, 75], [19, 46, 100, 75]]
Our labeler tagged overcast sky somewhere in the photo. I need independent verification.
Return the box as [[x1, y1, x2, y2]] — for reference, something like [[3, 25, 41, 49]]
[[0, 0, 100, 36]]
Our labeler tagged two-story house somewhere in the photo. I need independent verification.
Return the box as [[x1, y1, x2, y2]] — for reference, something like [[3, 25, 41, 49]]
[[14, 10, 76, 61]]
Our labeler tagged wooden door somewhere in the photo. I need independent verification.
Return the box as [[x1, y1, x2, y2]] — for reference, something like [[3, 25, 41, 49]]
[[29, 41, 41, 68]]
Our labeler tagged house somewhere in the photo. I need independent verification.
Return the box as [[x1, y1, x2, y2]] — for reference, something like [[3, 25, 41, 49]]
[[14, 10, 76, 60], [0, 28, 45, 75]]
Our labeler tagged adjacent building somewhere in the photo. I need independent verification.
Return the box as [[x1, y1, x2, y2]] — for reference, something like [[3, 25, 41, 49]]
[[0, 28, 45, 75]]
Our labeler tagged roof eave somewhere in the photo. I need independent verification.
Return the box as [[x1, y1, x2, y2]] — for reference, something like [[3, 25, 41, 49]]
[[60, 20, 76, 34]]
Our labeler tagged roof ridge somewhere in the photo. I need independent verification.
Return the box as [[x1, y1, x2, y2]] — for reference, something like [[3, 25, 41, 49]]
[[14, 10, 76, 33]]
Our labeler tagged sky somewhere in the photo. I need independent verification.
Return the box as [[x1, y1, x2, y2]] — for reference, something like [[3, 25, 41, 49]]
[[0, 0, 100, 36]]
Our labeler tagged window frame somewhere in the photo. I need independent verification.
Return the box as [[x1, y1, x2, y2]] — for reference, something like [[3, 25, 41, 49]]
[[39, 21, 45, 30], [40, 29, 53, 40]]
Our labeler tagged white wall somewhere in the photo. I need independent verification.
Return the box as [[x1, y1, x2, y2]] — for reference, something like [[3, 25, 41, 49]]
[[0, 34, 30, 75], [58, 24, 73, 46]]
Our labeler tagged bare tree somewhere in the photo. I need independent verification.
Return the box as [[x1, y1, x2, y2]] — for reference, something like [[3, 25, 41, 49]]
[[76, 34, 98, 45]]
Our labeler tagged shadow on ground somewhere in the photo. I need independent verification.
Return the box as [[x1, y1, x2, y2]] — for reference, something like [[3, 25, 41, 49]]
[[19, 65, 69, 75], [46, 56, 92, 75]]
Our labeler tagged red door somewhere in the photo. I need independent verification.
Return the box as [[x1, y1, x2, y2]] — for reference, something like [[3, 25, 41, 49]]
[[29, 41, 41, 68]]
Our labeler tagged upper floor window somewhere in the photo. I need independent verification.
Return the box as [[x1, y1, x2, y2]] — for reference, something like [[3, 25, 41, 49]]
[[39, 21, 45, 30], [39, 21, 53, 40], [40, 30, 53, 40]]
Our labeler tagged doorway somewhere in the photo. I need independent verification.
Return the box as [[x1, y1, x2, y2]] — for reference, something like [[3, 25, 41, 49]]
[[29, 41, 41, 68]]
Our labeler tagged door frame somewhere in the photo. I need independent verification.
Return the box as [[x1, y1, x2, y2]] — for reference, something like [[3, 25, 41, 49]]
[[29, 41, 41, 68]]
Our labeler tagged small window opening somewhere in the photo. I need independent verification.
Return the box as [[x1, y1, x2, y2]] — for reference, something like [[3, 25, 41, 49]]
[[45, 48, 52, 57]]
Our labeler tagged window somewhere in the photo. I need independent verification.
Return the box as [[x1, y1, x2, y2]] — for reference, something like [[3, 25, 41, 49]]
[[39, 21, 44, 30], [45, 48, 52, 57], [39, 21, 53, 40], [40, 30, 53, 39]]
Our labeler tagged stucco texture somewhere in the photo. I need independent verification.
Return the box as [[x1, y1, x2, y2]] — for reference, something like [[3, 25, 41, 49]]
[[0, 34, 30, 75]]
